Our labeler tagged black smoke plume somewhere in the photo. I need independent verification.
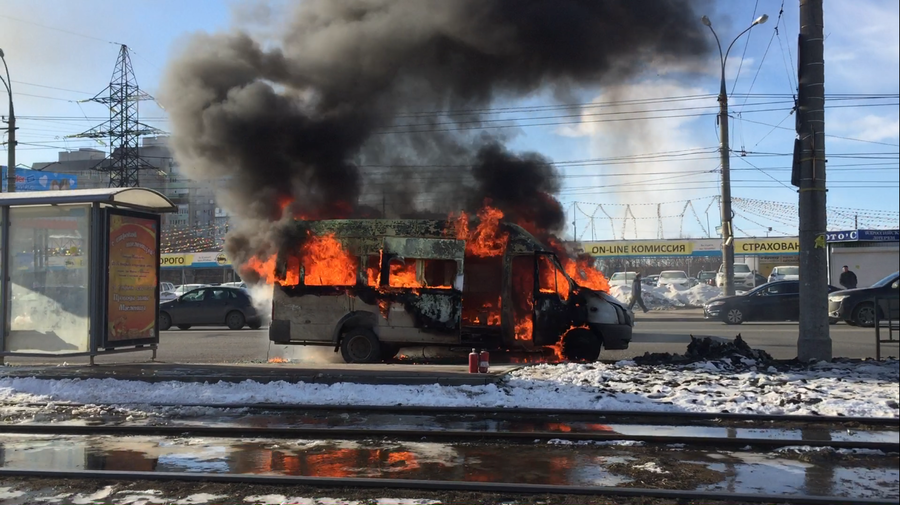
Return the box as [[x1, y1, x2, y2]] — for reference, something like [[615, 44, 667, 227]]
[[159, 0, 713, 269]]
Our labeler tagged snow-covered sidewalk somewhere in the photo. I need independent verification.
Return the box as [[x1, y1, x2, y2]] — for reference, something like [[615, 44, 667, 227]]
[[2, 358, 897, 418]]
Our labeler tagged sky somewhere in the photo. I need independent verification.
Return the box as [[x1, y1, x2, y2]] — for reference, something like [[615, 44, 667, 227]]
[[1, 0, 898, 241]]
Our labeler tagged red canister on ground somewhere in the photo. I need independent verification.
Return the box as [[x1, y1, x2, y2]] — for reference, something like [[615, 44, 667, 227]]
[[478, 350, 490, 373], [468, 349, 479, 373]]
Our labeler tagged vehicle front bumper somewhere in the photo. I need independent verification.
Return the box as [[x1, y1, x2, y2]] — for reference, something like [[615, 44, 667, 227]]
[[592, 323, 632, 350], [704, 304, 725, 320], [828, 299, 847, 320]]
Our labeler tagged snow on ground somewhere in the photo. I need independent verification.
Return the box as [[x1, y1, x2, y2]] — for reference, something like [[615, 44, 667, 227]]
[[1, 359, 897, 418], [609, 283, 723, 309]]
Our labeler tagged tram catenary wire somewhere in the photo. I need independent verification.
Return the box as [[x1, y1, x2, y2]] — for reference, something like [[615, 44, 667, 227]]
[[0, 468, 895, 505]]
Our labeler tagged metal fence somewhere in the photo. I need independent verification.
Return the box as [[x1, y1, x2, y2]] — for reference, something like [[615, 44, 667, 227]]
[[874, 296, 899, 361]]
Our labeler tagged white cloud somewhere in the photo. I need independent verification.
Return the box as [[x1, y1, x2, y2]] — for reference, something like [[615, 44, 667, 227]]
[[554, 80, 719, 239], [844, 115, 900, 143]]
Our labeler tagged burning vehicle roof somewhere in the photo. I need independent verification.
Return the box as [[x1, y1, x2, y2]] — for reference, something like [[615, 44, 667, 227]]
[[299, 218, 555, 256]]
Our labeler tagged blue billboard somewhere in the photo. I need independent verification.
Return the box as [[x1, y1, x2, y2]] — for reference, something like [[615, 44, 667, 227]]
[[1, 166, 78, 192]]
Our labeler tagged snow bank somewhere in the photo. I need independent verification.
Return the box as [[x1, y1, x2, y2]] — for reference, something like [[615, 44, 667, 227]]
[[610, 283, 723, 309], [1, 358, 896, 418]]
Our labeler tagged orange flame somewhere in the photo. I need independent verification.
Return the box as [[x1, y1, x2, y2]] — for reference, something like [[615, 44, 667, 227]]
[[268, 357, 290, 363], [466, 206, 508, 257], [388, 261, 420, 288], [299, 233, 357, 286], [514, 318, 533, 340]]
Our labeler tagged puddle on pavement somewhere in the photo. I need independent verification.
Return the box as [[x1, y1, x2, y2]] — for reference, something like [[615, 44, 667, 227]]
[[0, 434, 896, 499], [20, 411, 899, 444]]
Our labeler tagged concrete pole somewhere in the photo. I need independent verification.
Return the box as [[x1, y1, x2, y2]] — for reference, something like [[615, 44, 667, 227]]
[[717, 75, 736, 296], [797, 0, 831, 361], [0, 49, 13, 193]]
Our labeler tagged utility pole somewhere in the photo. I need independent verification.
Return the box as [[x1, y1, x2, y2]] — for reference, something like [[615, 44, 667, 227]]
[[795, 0, 831, 361], [0, 49, 14, 192], [701, 14, 768, 296]]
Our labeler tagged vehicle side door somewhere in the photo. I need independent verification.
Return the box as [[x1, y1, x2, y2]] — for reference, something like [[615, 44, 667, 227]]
[[205, 288, 237, 324], [171, 288, 210, 325], [533, 252, 571, 346], [779, 281, 801, 320], [747, 283, 790, 321]]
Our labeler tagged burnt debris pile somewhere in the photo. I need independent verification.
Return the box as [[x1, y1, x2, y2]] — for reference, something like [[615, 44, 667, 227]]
[[634, 334, 774, 367]]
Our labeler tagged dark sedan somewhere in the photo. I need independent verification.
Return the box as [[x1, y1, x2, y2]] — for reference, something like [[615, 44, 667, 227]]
[[158, 286, 262, 331], [704, 280, 841, 325], [828, 271, 900, 327]]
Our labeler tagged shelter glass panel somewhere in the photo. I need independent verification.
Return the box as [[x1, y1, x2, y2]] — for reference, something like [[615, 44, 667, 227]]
[[5, 205, 91, 353]]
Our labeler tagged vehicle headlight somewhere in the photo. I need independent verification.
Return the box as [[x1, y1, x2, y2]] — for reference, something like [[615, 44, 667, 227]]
[[829, 294, 849, 303]]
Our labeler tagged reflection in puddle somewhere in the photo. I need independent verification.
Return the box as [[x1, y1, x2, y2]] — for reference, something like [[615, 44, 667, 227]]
[[0, 434, 896, 499], [33, 412, 899, 444]]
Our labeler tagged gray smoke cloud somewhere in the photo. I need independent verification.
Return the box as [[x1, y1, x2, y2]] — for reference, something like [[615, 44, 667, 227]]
[[159, 0, 713, 272]]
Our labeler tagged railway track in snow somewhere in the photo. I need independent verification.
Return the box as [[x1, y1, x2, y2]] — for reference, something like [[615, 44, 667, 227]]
[[1, 420, 897, 451], [0, 468, 896, 505], [8, 400, 900, 426]]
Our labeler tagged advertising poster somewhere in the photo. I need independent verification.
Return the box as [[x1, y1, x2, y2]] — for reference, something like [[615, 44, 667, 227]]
[[1, 166, 78, 191], [106, 212, 160, 344]]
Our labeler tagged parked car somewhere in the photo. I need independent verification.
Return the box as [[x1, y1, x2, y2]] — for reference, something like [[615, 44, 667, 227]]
[[768, 266, 800, 283], [222, 281, 248, 290], [698, 270, 717, 286], [159, 291, 178, 303], [716, 262, 757, 289], [160, 282, 175, 293], [828, 271, 900, 327], [705, 280, 842, 325], [158, 286, 262, 331], [645, 274, 660, 286], [609, 272, 637, 288], [657, 270, 690, 288]]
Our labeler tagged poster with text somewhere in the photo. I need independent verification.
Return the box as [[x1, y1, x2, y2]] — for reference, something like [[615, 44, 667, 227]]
[[107, 213, 159, 343]]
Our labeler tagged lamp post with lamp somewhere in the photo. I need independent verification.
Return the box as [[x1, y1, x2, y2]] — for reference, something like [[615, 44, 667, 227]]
[[700, 14, 768, 296]]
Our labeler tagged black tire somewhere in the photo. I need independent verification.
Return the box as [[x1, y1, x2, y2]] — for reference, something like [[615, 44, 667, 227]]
[[340, 328, 381, 363], [724, 308, 744, 325], [828, 318, 839, 325], [560, 328, 601, 362], [177, 325, 192, 330], [380, 344, 400, 362], [226, 311, 246, 330], [248, 321, 262, 330], [852, 302, 879, 328], [158, 312, 172, 331]]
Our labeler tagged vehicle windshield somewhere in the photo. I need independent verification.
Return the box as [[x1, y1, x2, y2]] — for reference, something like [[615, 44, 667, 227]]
[[776, 266, 799, 275], [660, 271, 687, 279], [611, 273, 636, 281], [872, 271, 900, 288], [733, 264, 751, 273]]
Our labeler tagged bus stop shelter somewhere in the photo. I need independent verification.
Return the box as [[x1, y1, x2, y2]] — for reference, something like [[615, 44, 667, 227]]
[[0, 188, 175, 363]]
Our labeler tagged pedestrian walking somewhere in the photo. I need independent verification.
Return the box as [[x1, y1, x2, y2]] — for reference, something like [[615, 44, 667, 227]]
[[629, 273, 649, 313], [839, 265, 858, 290]]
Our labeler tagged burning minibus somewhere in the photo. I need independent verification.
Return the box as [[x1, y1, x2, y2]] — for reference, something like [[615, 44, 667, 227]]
[[267, 215, 633, 363]]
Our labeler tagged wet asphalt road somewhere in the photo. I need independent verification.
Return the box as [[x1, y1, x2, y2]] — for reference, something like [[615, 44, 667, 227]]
[[6, 315, 884, 366]]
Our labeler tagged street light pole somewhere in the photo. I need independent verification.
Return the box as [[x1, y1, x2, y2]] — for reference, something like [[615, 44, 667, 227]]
[[701, 14, 767, 296], [0, 48, 15, 193]]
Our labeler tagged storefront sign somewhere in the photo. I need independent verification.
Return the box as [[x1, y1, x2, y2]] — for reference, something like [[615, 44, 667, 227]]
[[581, 241, 694, 257], [160, 251, 231, 268], [106, 211, 160, 345], [579, 237, 801, 258], [735, 237, 800, 254]]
